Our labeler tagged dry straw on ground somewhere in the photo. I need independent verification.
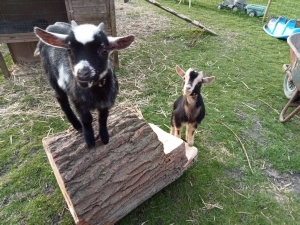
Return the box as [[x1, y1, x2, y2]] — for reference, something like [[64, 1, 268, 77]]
[[0, 0, 171, 120]]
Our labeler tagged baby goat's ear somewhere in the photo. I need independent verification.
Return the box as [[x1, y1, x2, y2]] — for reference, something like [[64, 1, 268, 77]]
[[34, 27, 68, 49], [203, 76, 215, 84], [108, 35, 135, 52], [175, 65, 185, 77]]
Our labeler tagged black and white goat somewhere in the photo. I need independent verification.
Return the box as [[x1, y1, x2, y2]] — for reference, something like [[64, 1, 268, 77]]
[[170, 65, 215, 147], [34, 21, 134, 147]]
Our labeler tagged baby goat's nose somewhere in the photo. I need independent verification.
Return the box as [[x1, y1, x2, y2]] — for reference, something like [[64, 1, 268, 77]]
[[185, 85, 192, 91]]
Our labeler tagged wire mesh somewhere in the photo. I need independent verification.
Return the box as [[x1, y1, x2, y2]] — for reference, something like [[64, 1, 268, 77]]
[[0, 0, 68, 34]]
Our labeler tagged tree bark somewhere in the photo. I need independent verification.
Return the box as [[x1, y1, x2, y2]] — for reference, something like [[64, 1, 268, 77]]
[[42, 107, 197, 225]]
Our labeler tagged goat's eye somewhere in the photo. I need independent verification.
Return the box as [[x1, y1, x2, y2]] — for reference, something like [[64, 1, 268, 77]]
[[99, 49, 108, 56]]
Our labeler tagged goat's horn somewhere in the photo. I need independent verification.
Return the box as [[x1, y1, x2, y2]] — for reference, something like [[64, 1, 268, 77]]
[[97, 22, 105, 31], [71, 20, 78, 28]]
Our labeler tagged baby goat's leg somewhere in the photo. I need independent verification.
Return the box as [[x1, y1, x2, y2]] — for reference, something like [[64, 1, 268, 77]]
[[170, 126, 174, 135], [170, 115, 182, 138], [54, 87, 82, 132], [186, 123, 197, 147], [170, 116, 175, 135], [174, 127, 182, 139], [75, 106, 95, 148], [170, 126, 182, 138], [97, 108, 109, 145]]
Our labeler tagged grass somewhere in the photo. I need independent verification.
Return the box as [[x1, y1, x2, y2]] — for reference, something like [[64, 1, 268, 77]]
[[1, 0, 300, 224]]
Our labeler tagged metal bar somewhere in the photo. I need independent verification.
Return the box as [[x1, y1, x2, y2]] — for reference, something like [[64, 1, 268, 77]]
[[279, 90, 300, 123]]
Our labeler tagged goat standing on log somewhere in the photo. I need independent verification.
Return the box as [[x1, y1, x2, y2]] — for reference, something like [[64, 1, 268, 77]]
[[34, 21, 134, 148], [170, 65, 215, 147]]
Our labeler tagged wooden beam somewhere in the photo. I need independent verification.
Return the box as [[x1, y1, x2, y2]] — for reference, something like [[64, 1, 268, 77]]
[[0, 51, 10, 78], [262, 0, 272, 22], [145, 0, 217, 35]]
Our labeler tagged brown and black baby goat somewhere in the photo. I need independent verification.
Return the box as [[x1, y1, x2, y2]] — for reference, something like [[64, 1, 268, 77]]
[[170, 65, 215, 147]]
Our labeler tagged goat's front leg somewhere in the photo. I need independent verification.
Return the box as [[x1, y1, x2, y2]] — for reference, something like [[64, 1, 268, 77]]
[[75, 106, 95, 148], [171, 126, 182, 138], [186, 123, 197, 147], [170, 126, 175, 135], [171, 115, 183, 139], [170, 115, 182, 138], [97, 108, 109, 145], [173, 126, 182, 139]]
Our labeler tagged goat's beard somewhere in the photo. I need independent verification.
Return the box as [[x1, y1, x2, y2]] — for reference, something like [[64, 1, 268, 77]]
[[76, 80, 89, 88], [182, 90, 192, 96]]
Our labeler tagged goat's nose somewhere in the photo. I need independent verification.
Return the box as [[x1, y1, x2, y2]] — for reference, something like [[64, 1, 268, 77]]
[[185, 85, 192, 91], [77, 67, 91, 80]]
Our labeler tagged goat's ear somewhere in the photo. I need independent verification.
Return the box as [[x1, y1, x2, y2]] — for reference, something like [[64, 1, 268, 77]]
[[108, 35, 135, 52], [34, 27, 68, 49], [175, 65, 185, 77], [202, 76, 215, 84]]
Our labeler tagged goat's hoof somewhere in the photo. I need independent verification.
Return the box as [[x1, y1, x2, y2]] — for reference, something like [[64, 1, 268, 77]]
[[100, 134, 109, 145], [99, 130, 109, 145], [74, 125, 82, 133], [73, 123, 82, 132], [85, 136, 96, 148], [86, 142, 95, 149], [101, 136, 109, 145]]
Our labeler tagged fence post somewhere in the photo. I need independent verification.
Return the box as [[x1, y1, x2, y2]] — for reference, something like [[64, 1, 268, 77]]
[[0, 52, 10, 79]]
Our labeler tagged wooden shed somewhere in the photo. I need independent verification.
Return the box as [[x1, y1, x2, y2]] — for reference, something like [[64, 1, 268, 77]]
[[0, 0, 117, 64]]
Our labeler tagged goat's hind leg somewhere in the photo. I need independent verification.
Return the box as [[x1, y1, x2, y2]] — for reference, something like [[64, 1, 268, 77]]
[[97, 108, 109, 145], [55, 88, 82, 132], [171, 115, 182, 139], [170, 115, 175, 135]]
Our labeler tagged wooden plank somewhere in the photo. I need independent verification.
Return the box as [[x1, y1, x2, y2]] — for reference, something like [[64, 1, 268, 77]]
[[109, 0, 117, 36], [0, 52, 10, 78], [109, 0, 119, 67], [64, 0, 74, 21], [145, 0, 217, 35], [2, 38, 38, 43], [71, 0, 106, 7], [73, 13, 109, 22], [7, 42, 39, 63], [0, 32, 38, 43], [72, 7, 107, 15]]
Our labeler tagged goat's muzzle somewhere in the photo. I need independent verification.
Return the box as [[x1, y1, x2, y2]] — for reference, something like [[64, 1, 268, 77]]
[[183, 86, 192, 96], [76, 67, 92, 88]]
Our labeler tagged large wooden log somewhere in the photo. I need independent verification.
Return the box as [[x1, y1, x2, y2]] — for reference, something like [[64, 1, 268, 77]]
[[42, 107, 198, 225]]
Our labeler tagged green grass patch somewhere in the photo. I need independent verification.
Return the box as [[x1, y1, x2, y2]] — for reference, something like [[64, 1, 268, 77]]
[[1, 0, 300, 224]]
